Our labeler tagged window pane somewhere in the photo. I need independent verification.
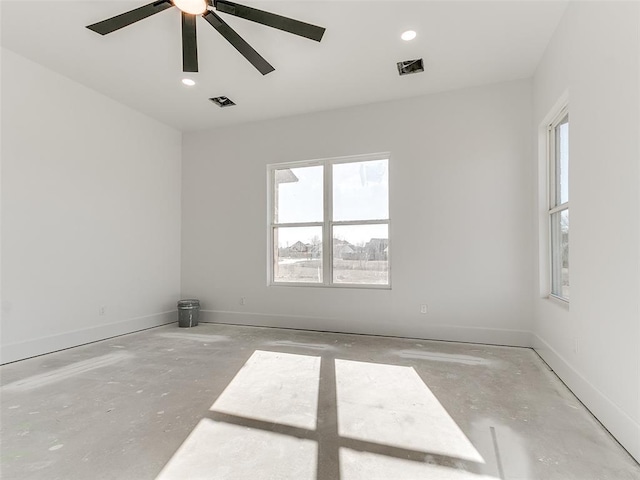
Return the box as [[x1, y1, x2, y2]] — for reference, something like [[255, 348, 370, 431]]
[[551, 210, 569, 299], [555, 114, 569, 205], [273, 226, 322, 283], [333, 224, 389, 285], [274, 165, 323, 224], [333, 160, 388, 221]]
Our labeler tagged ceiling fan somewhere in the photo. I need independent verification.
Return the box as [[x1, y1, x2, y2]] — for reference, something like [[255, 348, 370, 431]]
[[86, 0, 326, 75]]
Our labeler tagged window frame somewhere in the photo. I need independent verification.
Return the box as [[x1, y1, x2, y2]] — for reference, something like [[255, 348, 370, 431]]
[[267, 152, 391, 289], [547, 106, 569, 302]]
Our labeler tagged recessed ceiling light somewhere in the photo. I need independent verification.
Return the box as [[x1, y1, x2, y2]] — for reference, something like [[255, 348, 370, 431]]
[[182, 78, 196, 86], [401, 30, 417, 41], [173, 0, 208, 15]]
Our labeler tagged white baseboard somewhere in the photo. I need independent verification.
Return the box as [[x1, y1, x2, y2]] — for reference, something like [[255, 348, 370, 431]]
[[533, 333, 640, 463], [0, 310, 177, 364], [199, 310, 533, 347]]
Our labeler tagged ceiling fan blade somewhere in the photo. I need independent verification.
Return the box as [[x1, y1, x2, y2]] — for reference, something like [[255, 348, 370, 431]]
[[214, 0, 325, 42], [86, 0, 173, 35], [203, 11, 275, 75], [182, 13, 199, 72]]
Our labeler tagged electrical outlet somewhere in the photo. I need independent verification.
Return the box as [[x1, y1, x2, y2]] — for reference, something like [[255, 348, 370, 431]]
[[420, 304, 428, 314], [98, 306, 106, 316], [239, 297, 246, 306], [573, 338, 578, 354]]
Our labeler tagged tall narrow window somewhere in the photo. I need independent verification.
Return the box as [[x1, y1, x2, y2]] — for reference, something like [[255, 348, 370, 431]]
[[269, 154, 390, 287], [548, 109, 569, 300]]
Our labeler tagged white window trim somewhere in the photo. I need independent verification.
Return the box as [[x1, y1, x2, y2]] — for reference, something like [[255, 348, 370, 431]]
[[537, 92, 569, 303], [547, 105, 569, 303], [267, 152, 391, 289]]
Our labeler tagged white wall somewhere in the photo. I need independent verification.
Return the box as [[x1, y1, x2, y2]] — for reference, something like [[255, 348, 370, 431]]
[[532, 2, 640, 461], [181, 79, 534, 346], [1, 48, 182, 363]]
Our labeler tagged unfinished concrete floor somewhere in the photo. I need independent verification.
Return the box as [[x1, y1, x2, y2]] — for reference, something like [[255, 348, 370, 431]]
[[1, 323, 639, 480]]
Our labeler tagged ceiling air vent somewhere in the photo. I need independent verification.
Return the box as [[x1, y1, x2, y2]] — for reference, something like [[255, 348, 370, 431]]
[[397, 59, 424, 76], [210, 96, 236, 107]]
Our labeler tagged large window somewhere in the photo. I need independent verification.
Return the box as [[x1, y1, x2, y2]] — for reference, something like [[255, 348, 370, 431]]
[[548, 108, 569, 301], [269, 154, 390, 287]]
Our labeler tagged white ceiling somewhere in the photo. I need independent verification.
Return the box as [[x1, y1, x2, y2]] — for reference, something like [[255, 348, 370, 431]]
[[1, 0, 567, 132]]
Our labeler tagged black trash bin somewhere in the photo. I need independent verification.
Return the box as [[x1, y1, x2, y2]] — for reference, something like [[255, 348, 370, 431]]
[[177, 299, 200, 328]]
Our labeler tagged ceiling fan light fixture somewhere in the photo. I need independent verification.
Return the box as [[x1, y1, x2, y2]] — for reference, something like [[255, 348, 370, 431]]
[[173, 0, 208, 15]]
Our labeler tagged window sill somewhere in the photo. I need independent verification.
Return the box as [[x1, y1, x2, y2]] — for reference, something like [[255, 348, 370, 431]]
[[270, 282, 391, 291], [545, 294, 569, 310]]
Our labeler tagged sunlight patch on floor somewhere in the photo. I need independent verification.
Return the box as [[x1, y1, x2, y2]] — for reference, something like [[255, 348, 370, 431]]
[[156, 419, 317, 480], [335, 359, 485, 463], [211, 350, 321, 430], [340, 448, 498, 480]]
